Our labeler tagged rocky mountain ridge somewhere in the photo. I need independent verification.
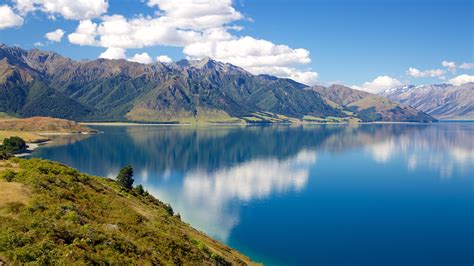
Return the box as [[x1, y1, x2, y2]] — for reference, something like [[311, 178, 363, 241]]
[[0, 44, 436, 123]]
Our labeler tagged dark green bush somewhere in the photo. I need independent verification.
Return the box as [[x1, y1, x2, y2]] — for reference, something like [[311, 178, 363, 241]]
[[116, 166, 134, 190], [0, 150, 12, 160], [1, 170, 16, 182], [165, 203, 174, 216], [2, 137, 27, 153], [133, 184, 145, 195]]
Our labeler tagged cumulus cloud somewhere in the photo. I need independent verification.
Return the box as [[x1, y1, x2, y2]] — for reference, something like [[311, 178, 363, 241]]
[[352, 75, 402, 94], [65, 0, 316, 84], [406, 67, 445, 78], [459, 62, 474, 70], [128, 52, 153, 64], [448, 74, 474, 86], [95, 14, 200, 48], [146, 0, 244, 30], [13, 0, 108, 20], [0, 5, 24, 29], [156, 55, 173, 63], [68, 20, 98, 45], [183, 36, 318, 84], [99, 47, 126, 60], [442, 60, 457, 72], [44, 28, 65, 42]]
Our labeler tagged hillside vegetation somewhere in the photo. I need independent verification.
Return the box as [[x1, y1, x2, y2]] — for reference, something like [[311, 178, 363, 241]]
[[0, 158, 254, 265]]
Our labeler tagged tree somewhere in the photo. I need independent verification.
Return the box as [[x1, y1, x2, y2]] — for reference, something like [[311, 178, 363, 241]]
[[116, 165, 134, 190], [2, 136, 27, 153], [134, 184, 145, 195]]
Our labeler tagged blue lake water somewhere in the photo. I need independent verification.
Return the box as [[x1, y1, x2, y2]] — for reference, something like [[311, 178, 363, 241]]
[[29, 123, 473, 265]]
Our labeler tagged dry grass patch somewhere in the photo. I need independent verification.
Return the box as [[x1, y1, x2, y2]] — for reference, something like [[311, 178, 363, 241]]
[[0, 161, 19, 172], [0, 117, 94, 133], [0, 181, 31, 208], [0, 131, 49, 143]]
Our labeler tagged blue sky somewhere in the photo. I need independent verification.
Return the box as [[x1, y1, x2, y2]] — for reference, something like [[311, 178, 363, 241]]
[[0, 0, 472, 91]]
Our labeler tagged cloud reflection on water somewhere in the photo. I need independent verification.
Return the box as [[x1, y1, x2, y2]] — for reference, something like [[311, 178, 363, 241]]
[[365, 127, 474, 178], [147, 149, 316, 241]]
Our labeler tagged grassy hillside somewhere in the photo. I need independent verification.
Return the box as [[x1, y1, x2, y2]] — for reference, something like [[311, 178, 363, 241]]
[[0, 158, 254, 265]]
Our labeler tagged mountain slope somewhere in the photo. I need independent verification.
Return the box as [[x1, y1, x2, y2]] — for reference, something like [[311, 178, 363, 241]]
[[311, 85, 436, 122], [0, 44, 434, 123], [0, 51, 93, 120], [0, 158, 253, 265], [381, 83, 474, 120]]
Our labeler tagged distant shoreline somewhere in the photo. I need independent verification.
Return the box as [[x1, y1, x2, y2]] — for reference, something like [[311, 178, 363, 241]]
[[81, 121, 446, 126], [13, 131, 97, 157]]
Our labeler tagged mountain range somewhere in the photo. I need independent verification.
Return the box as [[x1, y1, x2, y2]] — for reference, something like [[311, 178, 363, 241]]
[[0, 44, 435, 123], [381, 83, 474, 120]]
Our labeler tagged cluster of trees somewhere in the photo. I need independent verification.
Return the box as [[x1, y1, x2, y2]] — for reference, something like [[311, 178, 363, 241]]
[[0, 136, 27, 160], [116, 165, 147, 196]]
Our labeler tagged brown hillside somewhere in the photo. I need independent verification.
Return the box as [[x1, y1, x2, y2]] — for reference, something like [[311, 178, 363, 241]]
[[0, 117, 95, 133]]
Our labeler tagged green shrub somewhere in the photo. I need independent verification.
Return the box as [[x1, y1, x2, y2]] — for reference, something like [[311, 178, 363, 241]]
[[0, 150, 12, 160], [2, 137, 27, 153], [164, 203, 174, 216], [1, 170, 16, 182], [133, 184, 145, 195], [116, 166, 134, 190]]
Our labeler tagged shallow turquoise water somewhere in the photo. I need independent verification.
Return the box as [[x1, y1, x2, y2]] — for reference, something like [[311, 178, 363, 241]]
[[30, 123, 474, 265]]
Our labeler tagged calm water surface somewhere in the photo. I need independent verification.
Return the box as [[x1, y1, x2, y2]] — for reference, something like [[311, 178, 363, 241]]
[[30, 123, 474, 265]]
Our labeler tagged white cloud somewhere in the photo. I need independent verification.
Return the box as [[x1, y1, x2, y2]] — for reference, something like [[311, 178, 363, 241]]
[[68, 20, 98, 45], [0, 5, 24, 29], [33, 41, 44, 46], [352, 75, 402, 94], [459, 62, 474, 70], [99, 47, 126, 60], [448, 74, 474, 86], [44, 28, 65, 42], [183, 36, 318, 84], [249, 66, 318, 85], [442, 60, 457, 72], [406, 67, 445, 78], [156, 55, 173, 63], [95, 14, 200, 49], [146, 0, 243, 30], [65, 0, 316, 84], [13, 0, 108, 20], [128, 52, 153, 64]]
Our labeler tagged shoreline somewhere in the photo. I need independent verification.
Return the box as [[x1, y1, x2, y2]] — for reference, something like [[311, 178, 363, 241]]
[[15, 140, 51, 157], [13, 131, 97, 157], [81, 121, 442, 126]]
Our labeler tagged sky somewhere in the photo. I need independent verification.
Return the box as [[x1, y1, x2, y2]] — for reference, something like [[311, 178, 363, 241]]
[[0, 0, 473, 92]]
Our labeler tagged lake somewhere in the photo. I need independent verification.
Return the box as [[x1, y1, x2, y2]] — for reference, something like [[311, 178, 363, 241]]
[[29, 123, 474, 265]]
